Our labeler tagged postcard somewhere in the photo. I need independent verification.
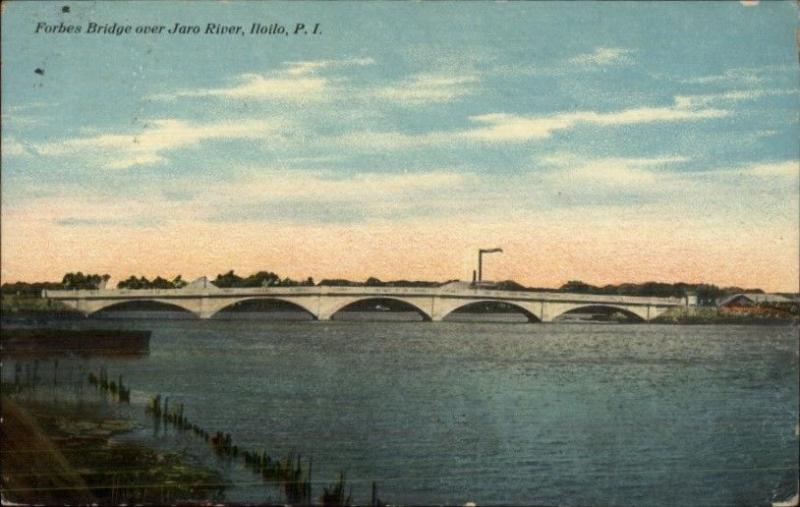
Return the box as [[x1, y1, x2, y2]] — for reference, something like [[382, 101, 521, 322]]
[[1, 2, 798, 506]]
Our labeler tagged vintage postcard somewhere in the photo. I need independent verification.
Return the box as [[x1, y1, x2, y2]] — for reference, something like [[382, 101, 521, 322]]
[[1, 1, 798, 506]]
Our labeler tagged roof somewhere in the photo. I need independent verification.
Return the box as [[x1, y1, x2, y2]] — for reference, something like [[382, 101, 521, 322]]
[[718, 293, 793, 306], [439, 281, 475, 291], [184, 276, 219, 290]]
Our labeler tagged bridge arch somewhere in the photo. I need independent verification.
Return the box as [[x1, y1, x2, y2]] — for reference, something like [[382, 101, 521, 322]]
[[551, 304, 648, 323], [324, 297, 433, 321], [88, 299, 200, 318], [440, 300, 542, 323], [207, 297, 317, 320]]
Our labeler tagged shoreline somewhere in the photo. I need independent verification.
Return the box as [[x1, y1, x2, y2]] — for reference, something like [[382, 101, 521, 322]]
[[651, 307, 799, 326], [0, 395, 226, 505]]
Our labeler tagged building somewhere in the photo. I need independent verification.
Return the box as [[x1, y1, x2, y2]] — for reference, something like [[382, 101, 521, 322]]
[[717, 293, 798, 316]]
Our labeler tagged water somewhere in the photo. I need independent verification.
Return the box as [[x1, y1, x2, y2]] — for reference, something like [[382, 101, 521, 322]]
[[5, 320, 798, 506]]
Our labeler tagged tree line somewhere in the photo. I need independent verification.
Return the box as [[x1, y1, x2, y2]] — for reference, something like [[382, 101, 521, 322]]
[[0, 271, 772, 304], [555, 280, 764, 305], [116, 271, 316, 289], [0, 270, 315, 294], [210, 270, 314, 288], [1, 272, 112, 296]]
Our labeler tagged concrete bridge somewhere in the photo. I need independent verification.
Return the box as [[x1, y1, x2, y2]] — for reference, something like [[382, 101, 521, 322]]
[[43, 283, 685, 322]]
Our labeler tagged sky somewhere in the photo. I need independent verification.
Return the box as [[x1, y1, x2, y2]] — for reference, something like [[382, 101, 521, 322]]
[[1, 1, 798, 291]]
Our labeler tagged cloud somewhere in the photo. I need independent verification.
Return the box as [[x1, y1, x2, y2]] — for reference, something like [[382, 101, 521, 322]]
[[204, 170, 471, 224], [334, 131, 449, 151], [35, 119, 282, 169], [524, 154, 797, 226], [460, 99, 728, 142], [539, 154, 690, 186], [155, 73, 328, 102], [460, 113, 575, 141], [284, 57, 374, 76], [209, 170, 477, 224], [680, 68, 764, 85], [537, 157, 797, 196], [219, 169, 471, 202], [17, 169, 473, 228], [496, 47, 634, 77], [674, 88, 795, 108], [373, 73, 480, 104], [747, 160, 798, 178], [55, 217, 162, 227], [568, 47, 633, 67], [1, 112, 41, 127], [154, 58, 373, 102], [336, 98, 729, 150], [1, 137, 29, 157]]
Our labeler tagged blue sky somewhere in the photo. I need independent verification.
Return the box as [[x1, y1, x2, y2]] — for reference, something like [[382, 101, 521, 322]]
[[2, 1, 798, 290]]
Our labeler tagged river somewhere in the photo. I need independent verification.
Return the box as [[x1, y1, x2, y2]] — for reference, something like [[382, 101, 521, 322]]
[[4, 320, 798, 506]]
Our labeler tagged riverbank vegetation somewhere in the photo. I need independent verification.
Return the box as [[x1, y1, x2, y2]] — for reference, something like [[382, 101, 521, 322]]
[[555, 280, 769, 303], [0, 395, 226, 505], [653, 307, 798, 325], [1, 293, 84, 321]]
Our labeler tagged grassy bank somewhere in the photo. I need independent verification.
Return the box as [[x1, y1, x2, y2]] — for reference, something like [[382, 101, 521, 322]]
[[2, 295, 83, 320], [652, 307, 799, 325], [0, 395, 225, 504]]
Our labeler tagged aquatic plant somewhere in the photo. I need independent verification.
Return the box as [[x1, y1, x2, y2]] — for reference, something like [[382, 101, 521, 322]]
[[321, 472, 352, 506]]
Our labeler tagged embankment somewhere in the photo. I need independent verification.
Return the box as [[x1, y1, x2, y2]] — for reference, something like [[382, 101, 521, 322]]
[[0, 396, 225, 504]]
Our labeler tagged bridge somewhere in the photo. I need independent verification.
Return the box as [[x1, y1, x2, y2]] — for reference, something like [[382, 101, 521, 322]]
[[43, 282, 685, 322]]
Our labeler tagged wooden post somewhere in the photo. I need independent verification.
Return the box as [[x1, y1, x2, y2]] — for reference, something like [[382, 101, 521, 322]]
[[307, 457, 313, 502]]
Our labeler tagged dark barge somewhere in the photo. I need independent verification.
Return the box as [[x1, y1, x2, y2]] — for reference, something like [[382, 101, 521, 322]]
[[1, 328, 151, 356]]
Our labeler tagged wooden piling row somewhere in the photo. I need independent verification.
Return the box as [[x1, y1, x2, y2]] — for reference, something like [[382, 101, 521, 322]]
[[87, 366, 130, 402], [9, 360, 384, 507], [140, 395, 377, 506]]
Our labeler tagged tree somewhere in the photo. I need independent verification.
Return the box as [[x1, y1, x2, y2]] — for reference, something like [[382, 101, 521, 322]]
[[150, 276, 174, 289], [241, 271, 280, 288], [213, 270, 244, 288], [118, 275, 149, 289], [559, 280, 594, 293], [61, 272, 110, 290], [117, 274, 188, 290], [318, 279, 359, 287]]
